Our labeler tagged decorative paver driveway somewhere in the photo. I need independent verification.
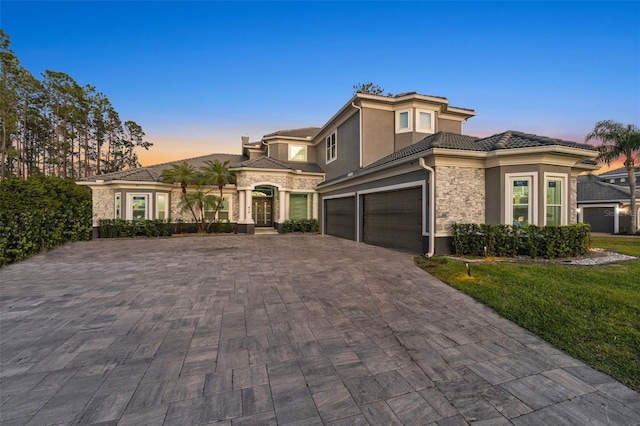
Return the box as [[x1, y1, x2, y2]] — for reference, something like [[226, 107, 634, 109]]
[[1, 235, 639, 425]]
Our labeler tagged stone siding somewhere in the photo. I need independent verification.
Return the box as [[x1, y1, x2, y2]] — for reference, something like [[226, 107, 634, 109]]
[[236, 172, 323, 192], [435, 166, 485, 235], [91, 188, 114, 226]]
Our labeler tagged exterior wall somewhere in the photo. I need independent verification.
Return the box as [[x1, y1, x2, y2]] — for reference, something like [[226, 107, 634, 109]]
[[236, 171, 323, 192], [321, 112, 361, 181], [437, 118, 462, 134], [569, 175, 578, 224], [362, 108, 393, 167], [434, 166, 486, 235], [91, 187, 115, 226], [485, 167, 502, 224]]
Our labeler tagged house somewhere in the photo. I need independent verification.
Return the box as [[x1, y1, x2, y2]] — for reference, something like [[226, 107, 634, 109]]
[[79, 91, 599, 254], [577, 167, 640, 233]]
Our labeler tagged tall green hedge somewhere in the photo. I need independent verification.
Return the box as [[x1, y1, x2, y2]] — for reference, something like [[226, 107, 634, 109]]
[[0, 176, 92, 267], [451, 223, 590, 259]]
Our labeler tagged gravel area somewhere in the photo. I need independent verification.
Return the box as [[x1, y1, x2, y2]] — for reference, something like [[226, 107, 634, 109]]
[[565, 248, 637, 265]]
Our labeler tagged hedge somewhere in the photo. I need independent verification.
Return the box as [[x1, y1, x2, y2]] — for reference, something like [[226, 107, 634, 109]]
[[0, 176, 92, 267], [451, 223, 590, 259], [98, 219, 234, 238], [282, 219, 319, 233]]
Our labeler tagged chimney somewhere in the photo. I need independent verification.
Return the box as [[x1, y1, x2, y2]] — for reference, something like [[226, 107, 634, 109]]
[[241, 136, 250, 145]]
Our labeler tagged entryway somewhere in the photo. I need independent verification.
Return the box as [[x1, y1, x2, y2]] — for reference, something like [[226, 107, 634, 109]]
[[252, 186, 274, 228]]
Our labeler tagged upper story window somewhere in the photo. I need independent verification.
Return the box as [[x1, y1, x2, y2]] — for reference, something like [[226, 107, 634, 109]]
[[326, 132, 337, 163], [289, 145, 306, 161], [395, 109, 412, 133], [416, 109, 435, 133]]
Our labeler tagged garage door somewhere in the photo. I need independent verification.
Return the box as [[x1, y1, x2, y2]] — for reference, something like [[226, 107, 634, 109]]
[[324, 197, 356, 240], [583, 207, 614, 233], [363, 187, 422, 252]]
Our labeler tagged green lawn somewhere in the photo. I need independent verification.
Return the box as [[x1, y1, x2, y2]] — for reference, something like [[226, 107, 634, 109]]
[[416, 236, 640, 392]]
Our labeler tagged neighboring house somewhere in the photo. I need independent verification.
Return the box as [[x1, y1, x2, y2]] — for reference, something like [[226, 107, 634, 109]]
[[577, 167, 640, 234], [79, 91, 599, 254]]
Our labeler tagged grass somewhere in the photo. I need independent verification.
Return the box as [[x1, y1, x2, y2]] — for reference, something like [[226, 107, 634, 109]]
[[416, 236, 640, 392]]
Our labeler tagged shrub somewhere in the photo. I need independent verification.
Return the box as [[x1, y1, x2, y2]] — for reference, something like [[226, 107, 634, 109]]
[[0, 176, 92, 267], [450, 223, 590, 259], [282, 219, 319, 233]]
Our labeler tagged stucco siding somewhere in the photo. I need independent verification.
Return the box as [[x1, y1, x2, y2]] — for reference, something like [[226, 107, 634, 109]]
[[435, 166, 485, 235], [362, 108, 393, 167], [437, 118, 462, 134], [322, 112, 361, 181]]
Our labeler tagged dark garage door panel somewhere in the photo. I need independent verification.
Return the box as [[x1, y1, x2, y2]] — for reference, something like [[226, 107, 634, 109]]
[[583, 207, 614, 233], [325, 197, 356, 240], [363, 187, 422, 252]]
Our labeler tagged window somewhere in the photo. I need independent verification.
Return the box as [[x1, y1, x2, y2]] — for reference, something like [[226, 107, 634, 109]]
[[506, 173, 537, 226], [115, 193, 121, 219], [326, 132, 337, 163], [289, 145, 306, 161], [544, 173, 567, 226], [156, 193, 168, 220], [416, 109, 435, 133], [289, 194, 309, 220], [127, 194, 150, 221], [395, 109, 412, 133], [205, 197, 230, 221]]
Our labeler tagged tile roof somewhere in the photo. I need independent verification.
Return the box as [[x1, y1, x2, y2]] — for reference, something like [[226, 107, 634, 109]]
[[80, 153, 248, 183], [263, 127, 321, 139], [233, 156, 323, 173], [598, 166, 640, 177], [577, 174, 638, 201], [319, 131, 597, 187], [475, 131, 596, 151]]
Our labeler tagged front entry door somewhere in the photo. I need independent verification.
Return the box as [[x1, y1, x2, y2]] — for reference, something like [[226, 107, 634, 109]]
[[253, 198, 273, 227]]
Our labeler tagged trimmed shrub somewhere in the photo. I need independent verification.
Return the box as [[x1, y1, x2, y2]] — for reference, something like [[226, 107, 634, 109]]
[[451, 222, 590, 259], [282, 219, 319, 233], [0, 176, 92, 267]]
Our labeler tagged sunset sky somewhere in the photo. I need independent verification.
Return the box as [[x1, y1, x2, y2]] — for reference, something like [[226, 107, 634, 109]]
[[2, 1, 638, 173]]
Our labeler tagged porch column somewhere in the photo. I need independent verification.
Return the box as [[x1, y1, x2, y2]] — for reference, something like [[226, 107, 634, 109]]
[[285, 192, 290, 220], [238, 190, 245, 222], [614, 205, 620, 234], [312, 193, 319, 220], [245, 190, 253, 223], [279, 190, 287, 223]]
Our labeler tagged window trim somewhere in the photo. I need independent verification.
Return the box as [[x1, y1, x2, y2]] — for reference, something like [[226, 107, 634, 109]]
[[156, 193, 169, 220], [415, 109, 435, 134], [395, 109, 412, 134], [114, 192, 121, 219], [205, 196, 231, 221], [505, 172, 537, 226], [326, 131, 337, 164], [544, 173, 568, 226], [289, 144, 307, 162], [126, 193, 152, 221]]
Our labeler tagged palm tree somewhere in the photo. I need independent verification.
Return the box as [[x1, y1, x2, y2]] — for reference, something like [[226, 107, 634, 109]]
[[201, 159, 236, 219], [585, 120, 640, 234], [180, 189, 218, 232], [160, 161, 198, 225]]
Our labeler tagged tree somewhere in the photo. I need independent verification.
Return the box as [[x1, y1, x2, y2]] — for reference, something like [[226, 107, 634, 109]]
[[353, 82, 393, 97], [585, 120, 640, 234], [161, 161, 199, 224], [201, 159, 236, 221]]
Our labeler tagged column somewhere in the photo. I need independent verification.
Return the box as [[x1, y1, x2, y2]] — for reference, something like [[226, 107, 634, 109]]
[[279, 190, 287, 223], [238, 190, 245, 222], [285, 192, 290, 221], [245, 190, 253, 223], [312, 193, 319, 220]]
